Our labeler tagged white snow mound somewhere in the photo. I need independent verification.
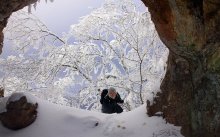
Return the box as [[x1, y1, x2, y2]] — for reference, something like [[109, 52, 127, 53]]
[[0, 93, 184, 137]]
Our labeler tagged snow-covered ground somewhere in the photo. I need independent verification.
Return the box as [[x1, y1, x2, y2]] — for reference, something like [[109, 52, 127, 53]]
[[0, 93, 183, 137]]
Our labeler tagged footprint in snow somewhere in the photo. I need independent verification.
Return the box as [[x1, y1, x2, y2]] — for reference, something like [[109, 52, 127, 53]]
[[81, 116, 101, 128]]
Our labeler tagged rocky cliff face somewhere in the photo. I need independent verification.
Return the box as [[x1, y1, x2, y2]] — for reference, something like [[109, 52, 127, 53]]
[[142, 0, 220, 136], [0, 0, 37, 54], [0, 87, 3, 97]]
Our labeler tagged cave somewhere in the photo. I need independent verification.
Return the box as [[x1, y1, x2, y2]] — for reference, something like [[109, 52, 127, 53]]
[[0, 0, 220, 136]]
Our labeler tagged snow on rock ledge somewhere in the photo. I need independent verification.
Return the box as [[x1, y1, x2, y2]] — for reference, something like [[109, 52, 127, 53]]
[[7, 92, 37, 104], [0, 92, 38, 130]]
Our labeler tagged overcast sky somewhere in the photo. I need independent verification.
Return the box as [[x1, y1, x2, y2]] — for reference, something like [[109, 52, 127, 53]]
[[29, 0, 145, 36], [1, 0, 146, 57], [0, 0, 147, 81], [29, 0, 104, 36]]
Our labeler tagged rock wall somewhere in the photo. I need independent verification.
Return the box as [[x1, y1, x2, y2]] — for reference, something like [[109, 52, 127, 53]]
[[0, 87, 3, 97], [142, 0, 220, 136], [0, 0, 37, 54]]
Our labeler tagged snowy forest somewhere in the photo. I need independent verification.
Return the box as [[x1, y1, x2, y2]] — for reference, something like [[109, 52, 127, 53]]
[[0, 0, 168, 111]]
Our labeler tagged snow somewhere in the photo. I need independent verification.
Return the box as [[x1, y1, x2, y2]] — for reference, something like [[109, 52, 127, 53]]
[[7, 92, 37, 104], [0, 93, 184, 137]]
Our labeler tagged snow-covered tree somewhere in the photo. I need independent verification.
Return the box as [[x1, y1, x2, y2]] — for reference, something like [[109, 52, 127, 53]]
[[69, 0, 168, 109], [0, 0, 168, 111]]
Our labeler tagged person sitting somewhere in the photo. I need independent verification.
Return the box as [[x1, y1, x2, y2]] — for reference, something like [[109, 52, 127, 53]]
[[100, 87, 124, 114]]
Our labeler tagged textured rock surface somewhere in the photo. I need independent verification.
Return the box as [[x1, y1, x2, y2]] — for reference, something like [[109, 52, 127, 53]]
[[0, 87, 3, 97], [142, 0, 220, 137], [0, 0, 37, 54], [0, 94, 38, 130]]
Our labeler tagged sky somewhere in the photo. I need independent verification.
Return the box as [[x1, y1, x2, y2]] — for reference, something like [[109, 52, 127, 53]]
[[29, 0, 104, 36], [0, 0, 148, 82], [1, 0, 104, 57], [28, 0, 145, 36], [1, 0, 146, 57]]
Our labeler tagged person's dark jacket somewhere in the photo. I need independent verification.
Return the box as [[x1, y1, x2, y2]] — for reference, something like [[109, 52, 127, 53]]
[[101, 93, 124, 114], [100, 89, 108, 104]]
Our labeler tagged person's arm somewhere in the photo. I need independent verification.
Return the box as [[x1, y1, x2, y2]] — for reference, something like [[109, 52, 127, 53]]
[[100, 98, 103, 104], [116, 93, 124, 103], [100, 89, 108, 104]]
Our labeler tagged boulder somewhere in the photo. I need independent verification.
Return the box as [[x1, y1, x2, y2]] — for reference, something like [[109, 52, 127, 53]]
[[0, 93, 38, 130]]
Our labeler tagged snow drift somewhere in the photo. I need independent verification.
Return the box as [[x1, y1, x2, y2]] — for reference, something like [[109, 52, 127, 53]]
[[0, 93, 183, 137]]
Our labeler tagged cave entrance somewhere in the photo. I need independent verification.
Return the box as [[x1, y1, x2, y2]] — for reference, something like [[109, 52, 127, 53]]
[[0, 0, 168, 112]]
